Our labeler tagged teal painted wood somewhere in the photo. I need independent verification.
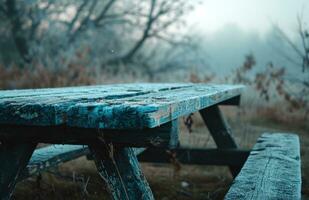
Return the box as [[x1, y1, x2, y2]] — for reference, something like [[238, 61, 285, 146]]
[[199, 105, 240, 177], [89, 141, 154, 200], [0, 142, 37, 199], [20, 144, 145, 180], [21, 144, 90, 179], [0, 83, 244, 129], [225, 133, 301, 200]]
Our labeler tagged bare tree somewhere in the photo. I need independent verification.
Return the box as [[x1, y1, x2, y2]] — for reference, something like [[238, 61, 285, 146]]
[[2, 0, 31, 62], [0, 0, 55, 63], [0, 0, 196, 68], [91, 0, 195, 66], [274, 14, 309, 73]]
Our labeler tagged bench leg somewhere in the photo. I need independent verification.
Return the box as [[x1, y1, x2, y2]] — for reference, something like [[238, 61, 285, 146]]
[[199, 105, 241, 177], [0, 141, 37, 199], [89, 140, 154, 200]]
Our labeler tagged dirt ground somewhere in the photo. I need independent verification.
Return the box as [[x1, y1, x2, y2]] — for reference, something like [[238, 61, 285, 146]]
[[12, 110, 309, 200]]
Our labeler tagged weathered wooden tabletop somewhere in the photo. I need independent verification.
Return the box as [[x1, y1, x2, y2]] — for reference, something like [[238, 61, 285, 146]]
[[0, 83, 245, 200], [0, 83, 244, 129]]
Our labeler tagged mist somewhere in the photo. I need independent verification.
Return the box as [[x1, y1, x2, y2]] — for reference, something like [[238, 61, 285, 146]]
[[187, 24, 302, 77]]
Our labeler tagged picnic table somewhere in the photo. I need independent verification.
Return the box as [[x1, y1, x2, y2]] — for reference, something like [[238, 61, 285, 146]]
[[0, 83, 301, 200]]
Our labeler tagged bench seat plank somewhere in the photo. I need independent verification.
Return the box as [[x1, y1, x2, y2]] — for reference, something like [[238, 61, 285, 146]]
[[225, 133, 301, 200], [0, 83, 244, 129], [21, 145, 145, 180], [21, 145, 90, 179]]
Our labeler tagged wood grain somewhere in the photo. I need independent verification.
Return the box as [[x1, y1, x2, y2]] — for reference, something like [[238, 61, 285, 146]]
[[0, 83, 244, 129], [21, 144, 90, 179], [225, 133, 301, 200], [21, 144, 145, 180], [89, 141, 154, 200]]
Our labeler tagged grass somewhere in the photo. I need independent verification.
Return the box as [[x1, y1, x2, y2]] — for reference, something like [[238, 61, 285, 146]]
[[12, 110, 309, 200]]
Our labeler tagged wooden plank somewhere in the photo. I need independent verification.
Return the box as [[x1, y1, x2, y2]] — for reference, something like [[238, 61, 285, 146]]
[[0, 83, 190, 99], [21, 145, 90, 179], [89, 140, 154, 200], [20, 145, 145, 180], [0, 120, 179, 148], [67, 84, 243, 129], [21, 145, 248, 181], [0, 141, 36, 199], [138, 148, 249, 167], [0, 84, 244, 129], [225, 133, 301, 200], [199, 105, 240, 177]]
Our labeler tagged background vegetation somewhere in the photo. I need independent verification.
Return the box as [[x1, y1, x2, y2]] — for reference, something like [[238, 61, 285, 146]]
[[0, 0, 308, 199]]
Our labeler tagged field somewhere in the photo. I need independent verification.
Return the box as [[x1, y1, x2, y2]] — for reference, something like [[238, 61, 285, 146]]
[[12, 106, 309, 200]]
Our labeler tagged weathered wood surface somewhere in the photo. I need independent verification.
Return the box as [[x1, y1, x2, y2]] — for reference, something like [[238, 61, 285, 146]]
[[138, 148, 249, 167], [0, 83, 244, 129], [89, 141, 154, 200], [21, 144, 145, 180], [21, 145, 248, 181], [199, 105, 240, 177], [0, 142, 37, 199], [21, 144, 90, 179], [0, 120, 179, 147], [225, 133, 301, 200]]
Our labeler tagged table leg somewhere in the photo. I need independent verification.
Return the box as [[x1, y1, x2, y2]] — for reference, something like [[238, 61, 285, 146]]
[[0, 141, 37, 199], [89, 140, 154, 200], [199, 105, 241, 177]]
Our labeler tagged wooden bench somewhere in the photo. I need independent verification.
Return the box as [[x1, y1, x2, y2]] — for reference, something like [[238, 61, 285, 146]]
[[22, 144, 249, 180], [21, 145, 90, 180], [21, 132, 301, 200], [5, 83, 298, 200], [20, 133, 301, 199], [225, 133, 301, 200], [21, 145, 146, 179]]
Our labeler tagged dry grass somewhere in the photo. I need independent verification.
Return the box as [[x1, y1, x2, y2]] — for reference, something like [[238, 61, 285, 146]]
[[0, 64, 95, 89]]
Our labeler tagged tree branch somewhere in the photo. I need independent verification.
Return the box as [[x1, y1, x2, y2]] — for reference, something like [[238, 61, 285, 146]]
[[120, 0, 157, 62], [274, 25, 304, 59], [5, 0, 31, 63], [69, 0, 98, 43], [67, 0, 89, 35], [94, 0, 117, 26], [297, 14, 309, 72]]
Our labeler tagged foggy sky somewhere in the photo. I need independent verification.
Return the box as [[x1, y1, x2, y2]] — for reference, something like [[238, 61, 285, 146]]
[[187, 0, 309, 38], [183, 1, 308, 76]]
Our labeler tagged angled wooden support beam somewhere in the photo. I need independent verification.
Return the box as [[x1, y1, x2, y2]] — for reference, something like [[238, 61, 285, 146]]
[[0, 141, 37, 200], [89, 140, 154, 200], [199, 105, 240, 177], [138, 148, 249, 167]]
